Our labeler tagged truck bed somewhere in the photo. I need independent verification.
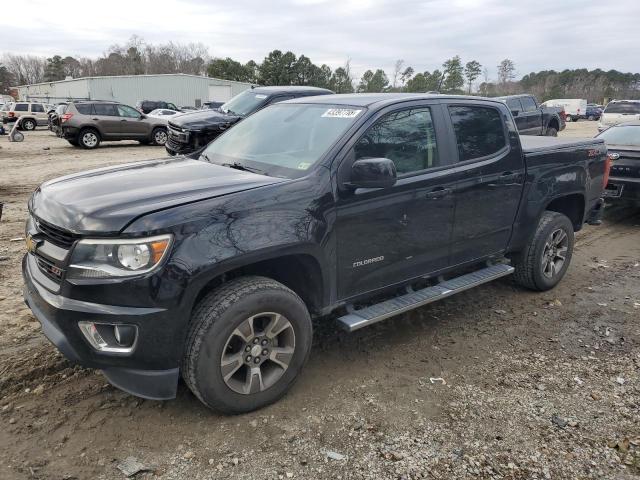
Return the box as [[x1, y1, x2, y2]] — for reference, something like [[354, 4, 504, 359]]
[[520, 136, 604, 154]]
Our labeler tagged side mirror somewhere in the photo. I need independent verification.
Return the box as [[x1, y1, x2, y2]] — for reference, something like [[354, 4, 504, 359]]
[[348, 158, 397, 189], [139, 114, 147, 120], [511, 109, 520, 117]]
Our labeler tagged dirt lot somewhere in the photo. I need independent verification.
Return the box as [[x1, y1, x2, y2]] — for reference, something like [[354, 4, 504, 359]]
[[0, 123, 639, 480]]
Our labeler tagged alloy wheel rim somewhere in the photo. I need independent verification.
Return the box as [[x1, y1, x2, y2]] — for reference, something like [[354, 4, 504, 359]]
[[155, 130, 167, 144], [25, 120, 34, 129], [220, 312, 295, 395], [83, 132, 97, 147], [541, 228, 569, 279]]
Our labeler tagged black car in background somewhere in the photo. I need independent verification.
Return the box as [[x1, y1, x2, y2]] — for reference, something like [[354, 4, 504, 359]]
[[165, 86, 334, 156], [598, 121, 640, 202], [136, 100, 180, 114], [497, 94, 565, 136]]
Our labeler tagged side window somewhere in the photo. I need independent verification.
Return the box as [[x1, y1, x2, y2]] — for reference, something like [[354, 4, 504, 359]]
[[521, 96, 537, 112], [167, 103, 177, 110], [117, 104, 141, 118], [75, 104, 93, 115], [506, 98, 522, 113], [31, 104, 45, 113], [449, 106, 507, 162], [14, 103, 28, 112], [354, 108, 439, 175], [93, 104, 118, 116]]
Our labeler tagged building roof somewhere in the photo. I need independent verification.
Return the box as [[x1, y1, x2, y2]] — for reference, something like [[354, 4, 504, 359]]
[[12, 73, 253, 89]]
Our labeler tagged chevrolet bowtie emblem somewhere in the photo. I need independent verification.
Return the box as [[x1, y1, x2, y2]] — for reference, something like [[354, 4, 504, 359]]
[[25, 234, 42, 254]]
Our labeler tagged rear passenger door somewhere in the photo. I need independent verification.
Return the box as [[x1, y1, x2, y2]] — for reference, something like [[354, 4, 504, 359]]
[[92, 103, 121, 138], [444, 103, 524, 265], [505, 98, 527, 133], [335, 103, 457, 299], [30, 104, 46, 124]]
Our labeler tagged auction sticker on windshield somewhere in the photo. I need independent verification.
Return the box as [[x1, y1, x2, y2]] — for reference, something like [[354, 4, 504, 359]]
[[322, 108, 362, 118]]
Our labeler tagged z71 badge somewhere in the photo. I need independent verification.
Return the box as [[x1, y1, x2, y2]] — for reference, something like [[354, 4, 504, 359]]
[[352, 256, 384, 268]]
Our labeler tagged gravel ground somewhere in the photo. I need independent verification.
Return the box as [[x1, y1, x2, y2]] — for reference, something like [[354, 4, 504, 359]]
[[0, 123, 638, 480]]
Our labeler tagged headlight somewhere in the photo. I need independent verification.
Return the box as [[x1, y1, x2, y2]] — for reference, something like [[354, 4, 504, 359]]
[[68, 234, 172, 279]]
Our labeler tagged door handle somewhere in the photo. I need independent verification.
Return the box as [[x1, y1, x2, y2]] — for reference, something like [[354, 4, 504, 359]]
[[120, 119, 127, 122], [91, 118, 99, 121], [489, 172, 520, 187], [425, 187, 452, 200]]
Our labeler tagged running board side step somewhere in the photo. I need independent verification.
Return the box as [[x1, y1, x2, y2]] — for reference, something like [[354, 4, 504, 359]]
[[337, 264, 514, 332]]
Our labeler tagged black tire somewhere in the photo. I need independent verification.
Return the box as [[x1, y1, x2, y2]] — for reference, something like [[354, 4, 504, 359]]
[[67, 139, 79, 147], [546, 126, 558, 137], [512, 211, 575, 291], [151, 127, 168, 146], [79, 128, 101, 149], [182, 276, 313, 414], [588, 115, 594, 121], [565, 115, 572, 123], [22, 118, 37, 131]]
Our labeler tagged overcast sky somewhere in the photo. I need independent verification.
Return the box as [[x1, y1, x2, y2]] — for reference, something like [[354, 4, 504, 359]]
[[2, 0, 639, 81]]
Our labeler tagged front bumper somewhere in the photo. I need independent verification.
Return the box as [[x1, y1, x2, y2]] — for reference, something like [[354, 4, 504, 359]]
[[22, 255, 180, 400], [605, 176, 640, 200]]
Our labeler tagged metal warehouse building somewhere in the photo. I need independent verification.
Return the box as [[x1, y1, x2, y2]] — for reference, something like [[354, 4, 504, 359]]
[[13, 74, 252, 108]]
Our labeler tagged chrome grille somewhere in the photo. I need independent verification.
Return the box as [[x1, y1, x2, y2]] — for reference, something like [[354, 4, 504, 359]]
[[35, 218, 78, 249]]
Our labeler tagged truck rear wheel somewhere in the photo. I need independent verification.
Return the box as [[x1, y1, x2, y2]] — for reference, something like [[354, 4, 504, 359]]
[[512, 211, 575, 291], [182, 276, 313, 414]]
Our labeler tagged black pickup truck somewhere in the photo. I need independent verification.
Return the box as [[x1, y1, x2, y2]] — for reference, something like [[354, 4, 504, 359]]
[[23, 94, 609, 414], [497, 94, 565, 136], [165, 86, 333, 156]]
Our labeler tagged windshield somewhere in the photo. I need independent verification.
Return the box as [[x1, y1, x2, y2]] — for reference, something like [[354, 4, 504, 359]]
[[604, 102, 640, 115], [220, 91, 269, 116], [597, 124, 640, 146], [200, 104, 363, 178]]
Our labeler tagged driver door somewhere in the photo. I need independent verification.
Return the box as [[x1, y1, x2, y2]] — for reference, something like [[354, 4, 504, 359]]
[[117, 104, 148, 139], [334, 103, 457, 300]]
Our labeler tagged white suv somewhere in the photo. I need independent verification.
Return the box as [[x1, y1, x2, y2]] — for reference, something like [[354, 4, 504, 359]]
[[2, 102, 49, 130], [598, 100, 640, 131]]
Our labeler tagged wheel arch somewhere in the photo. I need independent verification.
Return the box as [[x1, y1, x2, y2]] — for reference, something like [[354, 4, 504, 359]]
[[544, 193, 585, 231], [191, 252, 327, 317]]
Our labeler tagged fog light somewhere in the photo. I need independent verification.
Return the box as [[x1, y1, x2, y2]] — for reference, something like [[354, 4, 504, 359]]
[[78, 321, 137, 353], [114, 324, 136, 347]]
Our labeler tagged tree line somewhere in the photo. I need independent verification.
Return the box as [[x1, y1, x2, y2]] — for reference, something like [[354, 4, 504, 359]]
[[1, 36, 639, 103]]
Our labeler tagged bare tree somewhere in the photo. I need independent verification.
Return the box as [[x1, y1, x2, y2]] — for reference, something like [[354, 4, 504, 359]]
[[2, 54, 47, 85], [497, 59, 516, 85], [392, 59, 404, 89]]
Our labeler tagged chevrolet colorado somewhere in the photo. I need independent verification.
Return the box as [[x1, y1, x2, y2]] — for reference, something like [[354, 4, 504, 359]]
[[23, 94, 609, 414]]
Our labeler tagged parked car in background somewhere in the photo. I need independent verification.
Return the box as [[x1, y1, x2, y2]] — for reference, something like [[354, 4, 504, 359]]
[[1, 102, 49, 130], [147, 109, 180, 122], [497, 94, 565, 136], [598, 100, 640, 131], [136, 100, 180, 114], [59, 101, 169, 149], [584, 104, 602, 121], [22, 93, 608, 413], [541, 98, 587, 122], [180, 106, 198, 112], [166, 86, 334, 156], [597, 121, 640, 202]]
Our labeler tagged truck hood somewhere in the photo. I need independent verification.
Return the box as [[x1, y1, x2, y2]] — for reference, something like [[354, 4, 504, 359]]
[[30, 157, 286, 234], [169, 109, 242, 131]]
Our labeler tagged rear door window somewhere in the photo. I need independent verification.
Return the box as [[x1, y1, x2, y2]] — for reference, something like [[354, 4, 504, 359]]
[[75, 104, 94, 115], [14, 104, 28, 112], [506, 98, 522, 112], [31, 104, 45, 113], [93, 104, 118, 116], [449, 105, 507, 162]]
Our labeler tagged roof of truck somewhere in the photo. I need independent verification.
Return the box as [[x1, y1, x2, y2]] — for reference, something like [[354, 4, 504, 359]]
[[287, 93, 504, 108]]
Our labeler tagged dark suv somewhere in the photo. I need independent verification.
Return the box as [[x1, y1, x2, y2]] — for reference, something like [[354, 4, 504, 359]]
[[136, 100, 180, 114], [165, 86, 333, 156], [60, 101, 169, 149]]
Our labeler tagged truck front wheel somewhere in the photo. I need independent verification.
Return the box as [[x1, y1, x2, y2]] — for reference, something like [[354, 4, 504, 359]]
[[512, 211, 575, 291], [182, 276, 313, 414]]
